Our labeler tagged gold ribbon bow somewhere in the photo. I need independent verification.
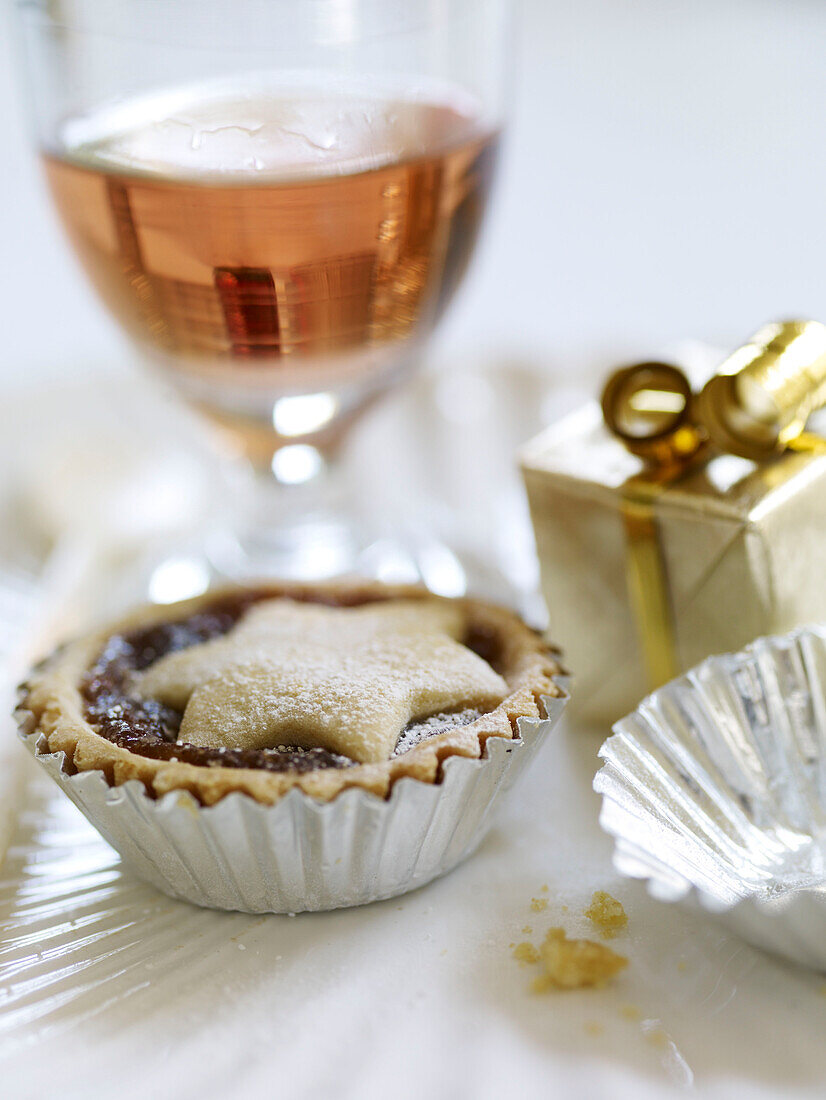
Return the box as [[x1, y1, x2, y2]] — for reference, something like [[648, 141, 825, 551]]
[[600, 320, 826, 690]]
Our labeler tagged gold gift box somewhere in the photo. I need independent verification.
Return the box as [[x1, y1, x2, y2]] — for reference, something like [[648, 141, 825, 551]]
[[520, 399, 826, 726]]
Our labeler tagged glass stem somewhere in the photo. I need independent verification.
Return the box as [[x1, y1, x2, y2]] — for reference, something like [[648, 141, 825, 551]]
[[210, 438, 366, 580]]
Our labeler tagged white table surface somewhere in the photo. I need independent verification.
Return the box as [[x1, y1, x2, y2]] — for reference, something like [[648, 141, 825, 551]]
[[4, 2, 826, 1098], [0, 361, 824, 1100], [5, 696, 826, 1100]]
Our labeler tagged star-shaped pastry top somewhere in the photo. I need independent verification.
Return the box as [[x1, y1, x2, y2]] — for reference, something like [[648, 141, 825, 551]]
[[136, 598, 508, 764]]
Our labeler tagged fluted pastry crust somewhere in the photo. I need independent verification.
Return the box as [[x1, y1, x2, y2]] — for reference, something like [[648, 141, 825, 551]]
[[18, 582, 563, 806]]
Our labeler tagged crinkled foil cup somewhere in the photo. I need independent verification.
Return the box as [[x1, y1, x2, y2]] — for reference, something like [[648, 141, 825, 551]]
[[594, 626, 826, 971], [17, 684, 568, 914]]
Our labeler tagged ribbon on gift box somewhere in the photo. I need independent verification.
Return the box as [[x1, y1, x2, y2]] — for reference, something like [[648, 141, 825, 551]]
[[600, 320, 826, 691]]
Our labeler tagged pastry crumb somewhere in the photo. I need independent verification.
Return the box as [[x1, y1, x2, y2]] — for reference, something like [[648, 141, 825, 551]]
[[540, 884, 549, 893], [584, 891, 627, 938], [512, 942, 541, 965], [584, 1020, 604, 1037], [522, 925, 533, 935], [677, 959, 689, 973], [530, 897, 548, 913], [531, 928, 628, 991], [619, 1003, 641, 1021]]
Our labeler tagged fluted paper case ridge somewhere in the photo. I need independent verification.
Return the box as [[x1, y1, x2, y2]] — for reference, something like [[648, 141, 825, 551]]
[[18, 682, 568, 914]]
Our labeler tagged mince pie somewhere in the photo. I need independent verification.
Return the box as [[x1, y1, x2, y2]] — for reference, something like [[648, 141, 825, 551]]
[[20, 581, 563, 805]]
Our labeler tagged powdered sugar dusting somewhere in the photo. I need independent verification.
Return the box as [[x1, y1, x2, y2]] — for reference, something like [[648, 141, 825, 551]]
[[136, 599, 507, 764], [393, 709, 482, 756]]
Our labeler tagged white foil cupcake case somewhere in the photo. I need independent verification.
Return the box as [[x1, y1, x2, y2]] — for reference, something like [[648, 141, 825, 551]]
[[595, 624, 826, 971], [16, 582, 568, 913]]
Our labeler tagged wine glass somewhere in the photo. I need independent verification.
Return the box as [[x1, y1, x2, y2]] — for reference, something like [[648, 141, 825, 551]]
[[15, 0, 511, 586]]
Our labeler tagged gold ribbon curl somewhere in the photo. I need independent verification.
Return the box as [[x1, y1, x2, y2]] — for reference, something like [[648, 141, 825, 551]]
[[600, 320, 826, 691]]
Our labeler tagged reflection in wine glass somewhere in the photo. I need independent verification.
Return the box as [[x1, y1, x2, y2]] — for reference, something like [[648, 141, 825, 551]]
[[16, 0, 511, 584]]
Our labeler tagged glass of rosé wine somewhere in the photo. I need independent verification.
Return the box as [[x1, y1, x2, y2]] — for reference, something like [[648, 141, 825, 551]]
[[15, 0, 511, 586]]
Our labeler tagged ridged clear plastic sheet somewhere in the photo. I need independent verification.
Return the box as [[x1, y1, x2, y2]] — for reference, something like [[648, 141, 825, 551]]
[[596, 626, 826, 971], [0, 769, 266, 1053]]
